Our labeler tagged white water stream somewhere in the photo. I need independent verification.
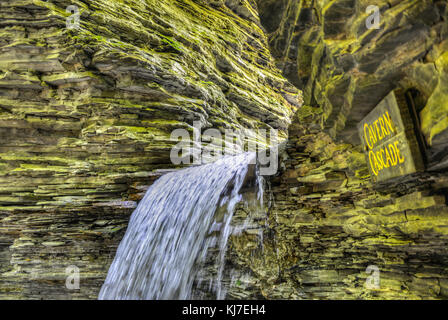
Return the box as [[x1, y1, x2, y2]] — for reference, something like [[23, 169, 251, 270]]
[[99, 152, 263, 300]]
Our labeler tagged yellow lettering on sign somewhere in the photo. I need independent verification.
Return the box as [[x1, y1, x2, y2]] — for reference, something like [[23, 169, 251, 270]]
[[379, 117, 388, 137], [364, 123, 373, 150], [366, 141, 406, 176], [394, 140, 405, 164], [384, 146, 392, 167], [383, 111, 395, 134], [389, 143, 397, 165], [374, 120, 382, 141], [363, 111, 398, 151], [362, 109, 407, 177], [369, 150, 378, 176]]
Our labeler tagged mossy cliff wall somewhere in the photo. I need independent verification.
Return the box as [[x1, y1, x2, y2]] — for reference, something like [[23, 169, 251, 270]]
[[229, 108, 448, 299], [258, 0, 448, 156], [1, 0, 448, 300], [0, 0, 299, 299], [224, 0, 448, 299]]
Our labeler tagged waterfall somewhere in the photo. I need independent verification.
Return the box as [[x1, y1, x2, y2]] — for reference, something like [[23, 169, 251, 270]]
[[99, 152, 263, 300]]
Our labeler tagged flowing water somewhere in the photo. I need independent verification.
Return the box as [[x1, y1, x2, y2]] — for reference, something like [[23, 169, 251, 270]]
[[99, 152, 263, 300]]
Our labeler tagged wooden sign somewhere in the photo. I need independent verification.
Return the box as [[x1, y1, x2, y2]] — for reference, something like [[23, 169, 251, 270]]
[[357, 90, 424, 183]]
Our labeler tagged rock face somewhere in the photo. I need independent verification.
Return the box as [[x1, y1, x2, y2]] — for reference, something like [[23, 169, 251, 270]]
[[257, 0, 448, 157], [224, 0, 448, 300], [0, 0, 299, 299], [229, 107, 448, 299], [1, 0, 448, 300]]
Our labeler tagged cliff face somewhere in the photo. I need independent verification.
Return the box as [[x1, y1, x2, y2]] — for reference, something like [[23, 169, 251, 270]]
[[257, 0, 448, 155], [225, 0, 448, 299], [0, 0, 299, 299], [1, 0, 448, 300], [229, 108, 448, 299]]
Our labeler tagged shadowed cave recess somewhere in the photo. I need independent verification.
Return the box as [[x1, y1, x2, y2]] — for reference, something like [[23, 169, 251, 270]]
[[0, 0, 448, 300]]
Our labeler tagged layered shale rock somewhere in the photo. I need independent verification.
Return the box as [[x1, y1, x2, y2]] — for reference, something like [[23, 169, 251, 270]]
[[229, 107, 448, 299], [257, 0, 448, 158], [225, 0, 448, 299], [0, 0, 300, 299], [1, 0, 448, 301]]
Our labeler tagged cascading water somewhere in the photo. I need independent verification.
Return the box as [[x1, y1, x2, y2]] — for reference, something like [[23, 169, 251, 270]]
[[99, 152, 263, 300]]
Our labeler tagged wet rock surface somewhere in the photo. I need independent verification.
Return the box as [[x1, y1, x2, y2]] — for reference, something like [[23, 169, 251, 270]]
[[0, 0, 298, 299], [1, 0, 448, 300], [229, 107, 448, 299], [220, 0, 448, 300], [257, 0, 448, 154]]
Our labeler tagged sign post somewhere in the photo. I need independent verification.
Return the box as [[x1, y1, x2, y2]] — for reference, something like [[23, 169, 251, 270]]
[[357, 90, 424, 183]]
